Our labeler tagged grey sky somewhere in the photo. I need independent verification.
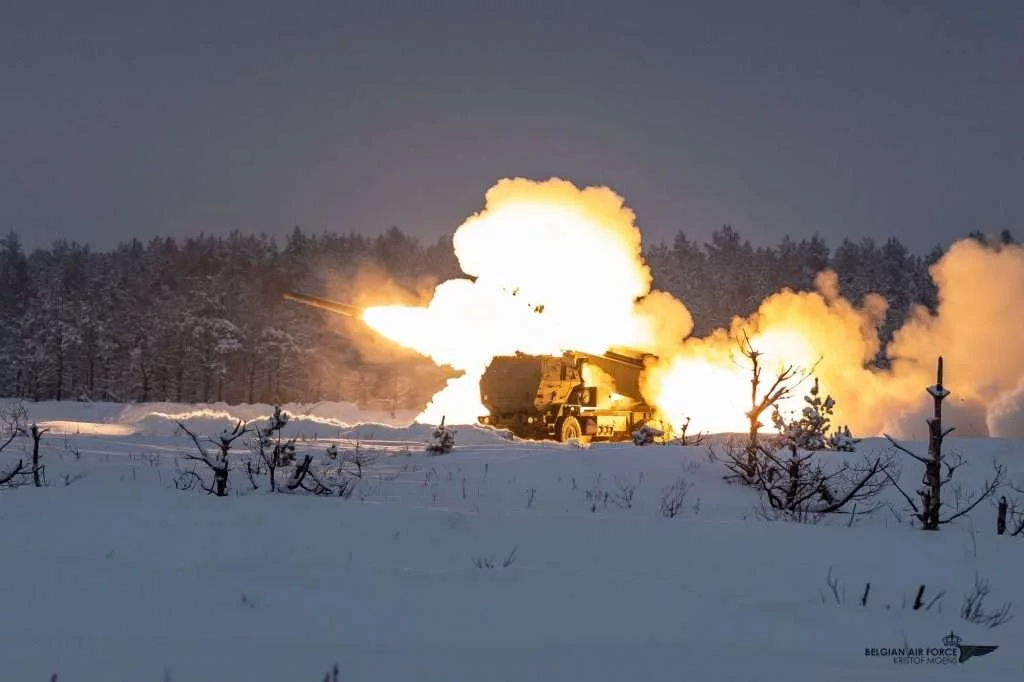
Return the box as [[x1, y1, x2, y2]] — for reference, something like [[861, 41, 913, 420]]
[[3, 1, 1022, 253]]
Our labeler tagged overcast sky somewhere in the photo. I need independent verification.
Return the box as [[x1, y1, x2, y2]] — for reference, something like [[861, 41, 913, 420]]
[[3, 0, 1022, 253]]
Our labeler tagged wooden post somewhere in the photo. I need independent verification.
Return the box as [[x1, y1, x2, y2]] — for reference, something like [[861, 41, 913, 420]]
[[997, 496, 1008, 535]]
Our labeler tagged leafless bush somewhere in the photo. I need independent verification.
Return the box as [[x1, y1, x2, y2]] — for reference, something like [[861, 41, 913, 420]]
[[961, 573, 1013, 628], [609, 473, 643, 509], [172, 468, 204, 492], [816, 568, 945, 613], [672, 416, 707, 446], [0, 400, 27, 437], [585, 473, 609, 512], [756, 443, 896, 519], [1, 402, 45, 489], [340, 442, 380, 478], [718, 357, 892, 521], [177, 420, 250, 496], [725, 332, 817, 486], [659, 477, 692, 518], [753, 497, 825, 524], [472, 555, 495, 569], [0, 456, 27, 488], [285, 454, 357, 497], [471, 546, 518, 569]]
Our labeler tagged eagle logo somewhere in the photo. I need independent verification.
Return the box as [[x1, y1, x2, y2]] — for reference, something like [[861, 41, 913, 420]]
[[943, 631, 999, 663]]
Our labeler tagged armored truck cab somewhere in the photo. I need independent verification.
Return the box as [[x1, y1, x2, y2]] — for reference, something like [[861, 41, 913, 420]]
[[478, 350, 654, 442]]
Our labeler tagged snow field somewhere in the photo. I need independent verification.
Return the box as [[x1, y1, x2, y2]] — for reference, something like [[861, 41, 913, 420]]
[[1, 402, 1023, 681]]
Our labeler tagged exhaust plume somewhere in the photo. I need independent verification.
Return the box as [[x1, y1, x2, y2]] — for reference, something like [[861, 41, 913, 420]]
[[359, 177, 1024, 437]]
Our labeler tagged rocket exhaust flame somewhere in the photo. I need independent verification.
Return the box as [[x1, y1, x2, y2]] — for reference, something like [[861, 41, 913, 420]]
[[347, 177, 1024, 438]]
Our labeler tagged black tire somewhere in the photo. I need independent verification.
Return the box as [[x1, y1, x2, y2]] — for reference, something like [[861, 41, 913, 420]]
[[558, 416, 582, 442]]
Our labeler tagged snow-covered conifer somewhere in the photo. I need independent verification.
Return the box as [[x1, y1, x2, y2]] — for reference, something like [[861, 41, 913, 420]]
[[426, 416, 455, 454]]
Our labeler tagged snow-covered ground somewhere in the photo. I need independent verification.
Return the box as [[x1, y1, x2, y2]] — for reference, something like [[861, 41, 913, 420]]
[[2, 401, 1024, 681]]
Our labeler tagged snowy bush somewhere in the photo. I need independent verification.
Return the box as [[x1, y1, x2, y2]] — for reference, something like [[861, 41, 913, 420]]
[[427, 416, 455, 454], [828, 425, 858, 452], [772, 377, 833, 451], [632, 424, 663, 446], [772, 377, 858, 452], [250, 406, 298, 492]]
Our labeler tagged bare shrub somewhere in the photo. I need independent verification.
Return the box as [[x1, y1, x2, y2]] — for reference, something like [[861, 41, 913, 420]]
[[0, 401, 45, 489], [961, 573, 1013, 628], [340, 442, 379, 478], [472, 546, 518, 569], [725, 332, 816, 485], [609, 473, 643, 509], [176, 419, 250, 496], [672, 416, 707, 446], [585, 473, 609, 512], [816, 568, 946, 613], [756, 443, 895, 520], [659, 477, 692, 518], [285, 454, 357, 497], [0, 400, 27, 442]]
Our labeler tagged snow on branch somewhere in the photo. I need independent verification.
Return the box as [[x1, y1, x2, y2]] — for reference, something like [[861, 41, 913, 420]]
[[176, 419, 251, 497]]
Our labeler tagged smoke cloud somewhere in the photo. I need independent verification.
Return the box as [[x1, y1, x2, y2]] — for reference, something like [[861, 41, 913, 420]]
[[359, 177, 1024, 438]]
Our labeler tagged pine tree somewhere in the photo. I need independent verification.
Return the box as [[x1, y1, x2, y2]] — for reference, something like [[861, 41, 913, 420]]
[[771, 377, 851, 451]]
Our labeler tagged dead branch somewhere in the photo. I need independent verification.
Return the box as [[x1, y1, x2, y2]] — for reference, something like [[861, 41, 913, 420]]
[[961, 573, 1014, 628], [659, 477, 691, 518], [244, 461, 260, 490], [822, 566, 843, 605], [0, 459, 26, 487], [753, 440, 894, 517], [882, 466, 921, 514], [883, 434, 929, 465], [0, 430, 16, 455], [940, 463, 1005, 525]]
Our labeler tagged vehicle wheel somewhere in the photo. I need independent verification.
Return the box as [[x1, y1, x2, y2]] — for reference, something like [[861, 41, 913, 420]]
[[558, 416, 582, 442]]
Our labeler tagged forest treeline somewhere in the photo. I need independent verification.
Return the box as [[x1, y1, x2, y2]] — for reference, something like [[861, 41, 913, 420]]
[[0, 225, 1012, 408]]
